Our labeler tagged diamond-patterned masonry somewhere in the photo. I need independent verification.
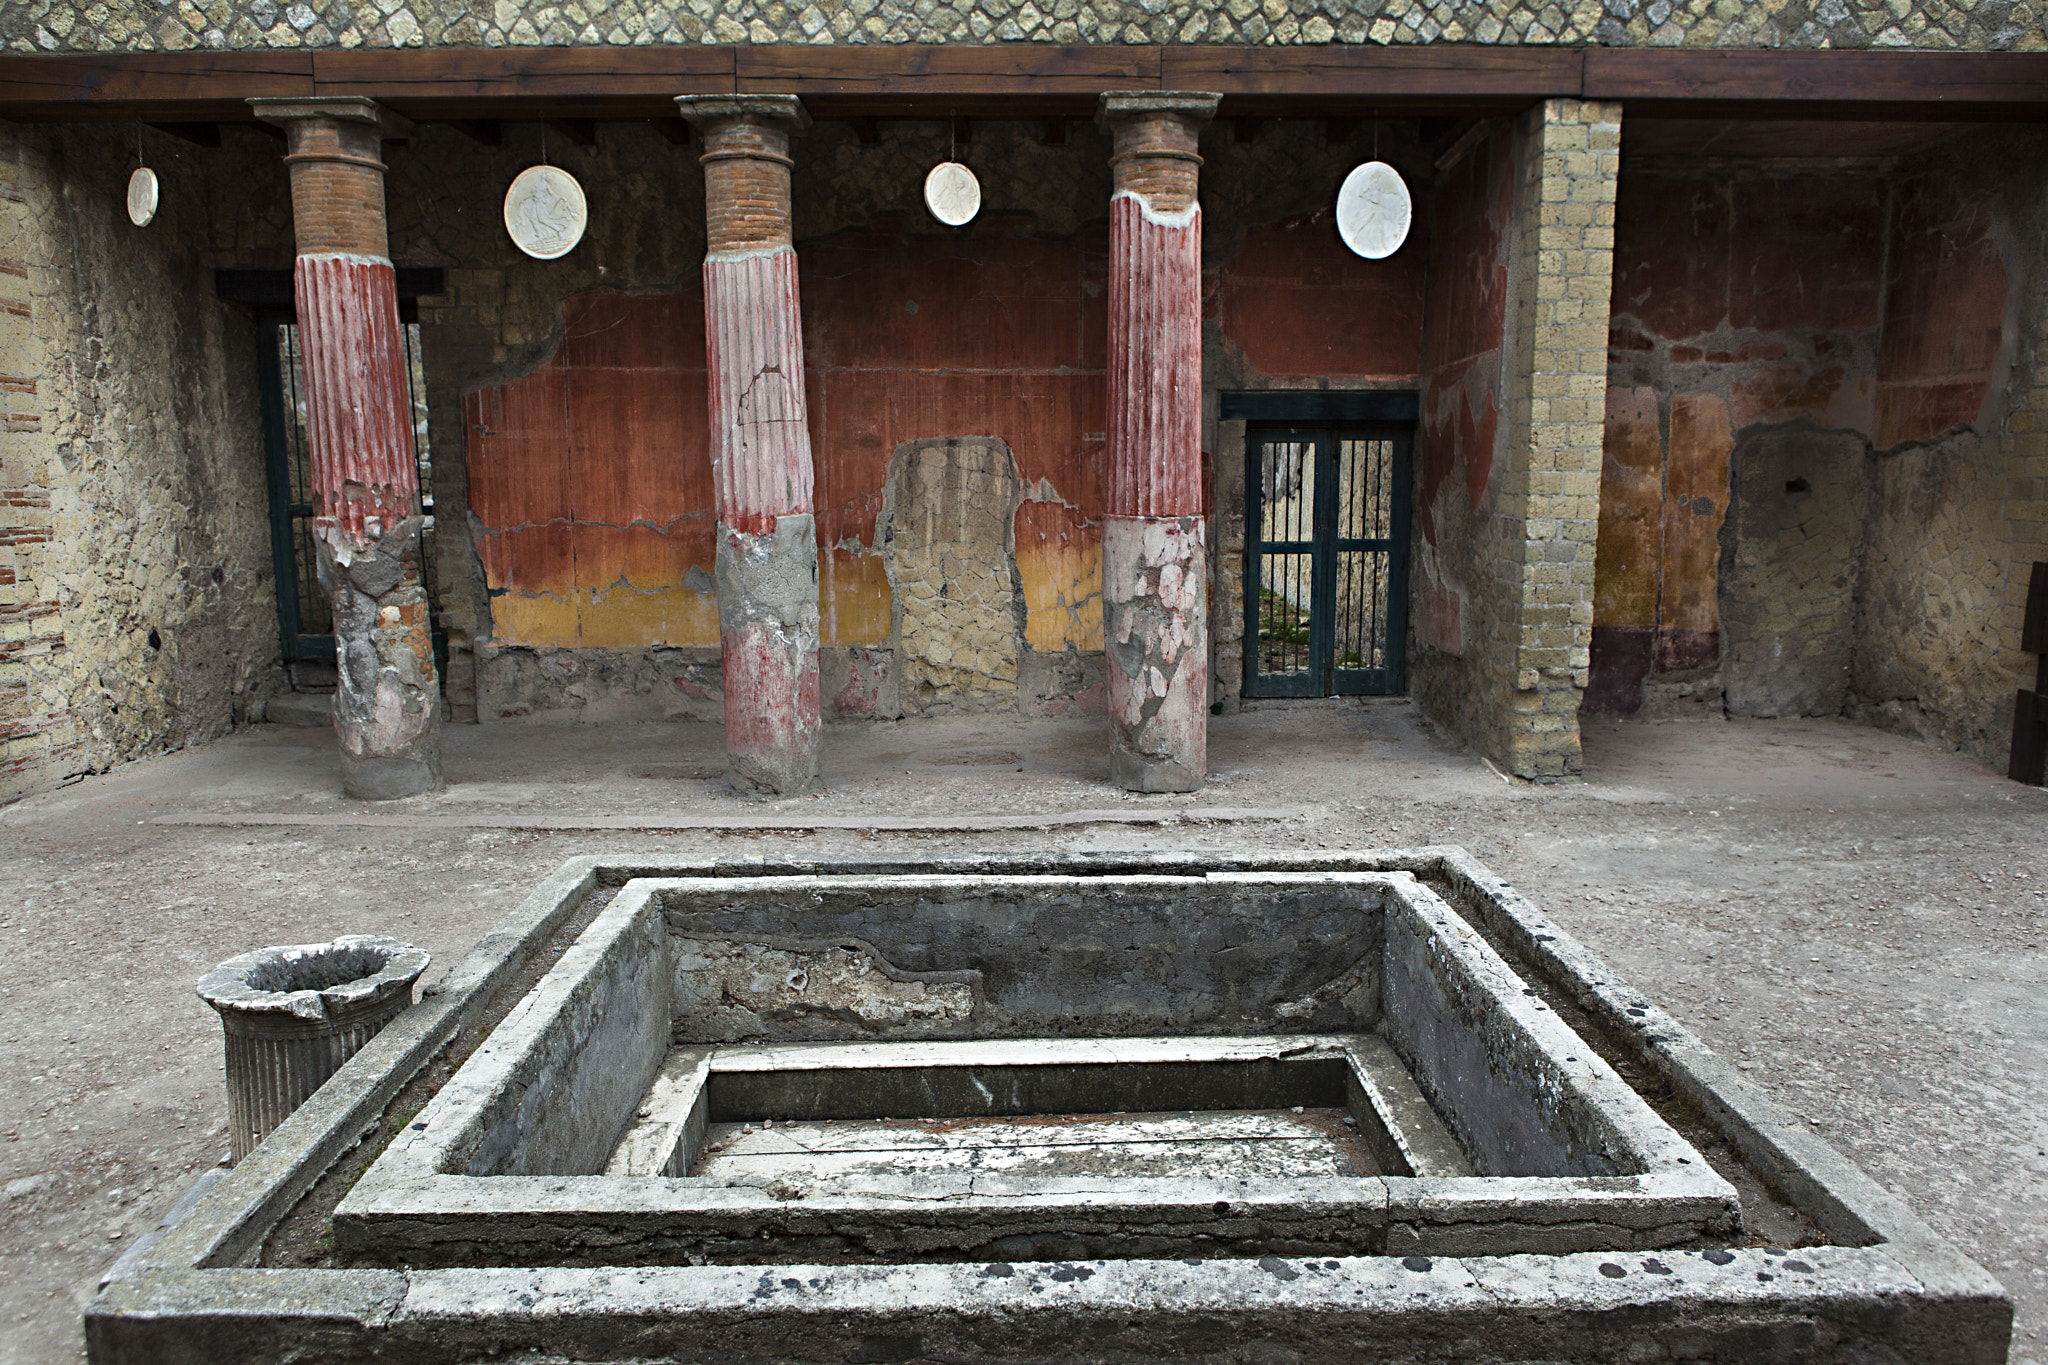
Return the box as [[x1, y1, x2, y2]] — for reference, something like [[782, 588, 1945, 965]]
[[3, 0, 2041, 55]]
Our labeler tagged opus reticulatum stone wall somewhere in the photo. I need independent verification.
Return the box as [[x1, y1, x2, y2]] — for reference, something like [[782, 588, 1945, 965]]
[[5, 0, 2039, 53]]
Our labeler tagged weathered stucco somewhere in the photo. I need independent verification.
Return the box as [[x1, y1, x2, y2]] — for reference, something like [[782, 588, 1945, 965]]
[[0, 124, 285, 802]]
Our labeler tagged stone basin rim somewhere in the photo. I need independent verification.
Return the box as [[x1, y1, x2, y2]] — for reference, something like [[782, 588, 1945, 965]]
[[196, 934, 432, 1023]]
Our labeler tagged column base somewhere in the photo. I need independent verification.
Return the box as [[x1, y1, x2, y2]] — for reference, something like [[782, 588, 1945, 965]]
[[319, 524, 446, 802], [1109, 746, 1203, 794], [339, 745, 443, 802], [1103, 515, 1208, 794], [717, 515, 823, 799]]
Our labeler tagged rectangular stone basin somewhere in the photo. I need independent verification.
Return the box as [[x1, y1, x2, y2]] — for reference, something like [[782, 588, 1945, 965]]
[[335, 871, 1737, 1267]]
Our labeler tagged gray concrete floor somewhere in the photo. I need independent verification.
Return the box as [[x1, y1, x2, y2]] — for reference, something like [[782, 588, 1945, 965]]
[[1, 699, 2043, 1364]]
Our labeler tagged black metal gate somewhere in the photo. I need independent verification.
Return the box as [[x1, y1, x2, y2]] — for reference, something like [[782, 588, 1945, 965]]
[[1244, 424, 1411, 698]]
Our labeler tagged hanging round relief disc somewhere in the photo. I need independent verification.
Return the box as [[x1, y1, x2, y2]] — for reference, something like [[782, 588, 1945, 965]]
[[126, 166, 159, 227], [924, 161, 981, 228], [503, 164, 589, 260], [1336, 160, 1412, 261]]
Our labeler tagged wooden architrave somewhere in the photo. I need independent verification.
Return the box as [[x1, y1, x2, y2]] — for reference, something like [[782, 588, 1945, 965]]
[[2, 44, 2046, 125]]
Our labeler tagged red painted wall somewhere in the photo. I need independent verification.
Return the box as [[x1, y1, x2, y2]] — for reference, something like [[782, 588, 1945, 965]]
[[466, 288, 715, 651], [466, 200, 1429, 673], [1413, 126, 1516, 657], [1877, 173, 2006, 447], [1212, 209, 1426, 381], [1588, 165, 2010, 715]]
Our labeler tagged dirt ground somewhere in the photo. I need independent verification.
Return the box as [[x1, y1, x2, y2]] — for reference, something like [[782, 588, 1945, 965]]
[[1, 699, 2043, 1365]]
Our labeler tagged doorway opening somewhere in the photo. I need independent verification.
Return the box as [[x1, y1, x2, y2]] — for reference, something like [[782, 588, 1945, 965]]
[[219, 269, 447, 690], [1240, 408, 1413, 700]]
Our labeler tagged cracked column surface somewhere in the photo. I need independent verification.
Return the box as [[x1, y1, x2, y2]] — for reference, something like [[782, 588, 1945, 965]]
[[677, 95, 821, 797], [1098, 92, 1220, 794], [250, 97, 441, 801]]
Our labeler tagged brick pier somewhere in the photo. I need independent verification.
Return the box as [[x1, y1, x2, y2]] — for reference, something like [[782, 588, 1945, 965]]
[[1500, 98, 1622, 778]]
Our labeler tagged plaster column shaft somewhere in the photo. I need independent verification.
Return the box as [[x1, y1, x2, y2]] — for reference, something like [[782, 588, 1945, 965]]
[[249, 97, 441, 801], [677, 96, 820, 796], [1099, 92, 1220, 793]]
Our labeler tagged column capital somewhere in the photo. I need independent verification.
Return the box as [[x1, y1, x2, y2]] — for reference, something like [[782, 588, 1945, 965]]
[[675, 95, 811, 134], [1096, 91, 1221, 128], [247, 97, 413, 139]]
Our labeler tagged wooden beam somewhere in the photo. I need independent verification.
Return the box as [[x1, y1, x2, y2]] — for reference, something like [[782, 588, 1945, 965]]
[[1585, 48, 2048, 109], [2, 45, 2046, 125], [1162, 44, 1584, 100], [309, 47, 734, 101], [0, 50, 312, 103], [734, 43, 1160, 96]]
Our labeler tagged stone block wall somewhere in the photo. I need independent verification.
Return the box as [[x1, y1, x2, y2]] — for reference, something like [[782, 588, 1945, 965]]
[[5, 0, 2037, 53], [0, 125, 287, 803]]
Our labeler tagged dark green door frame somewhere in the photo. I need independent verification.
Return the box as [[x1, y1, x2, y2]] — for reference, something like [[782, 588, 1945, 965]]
[[1231, 392, 1415, 700]]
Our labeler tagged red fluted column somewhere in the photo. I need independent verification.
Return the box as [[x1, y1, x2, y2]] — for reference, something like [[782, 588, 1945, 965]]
[[676, 96, 821, 796], [249, 97, 441, 800], [1099, 92, 1220, 793]]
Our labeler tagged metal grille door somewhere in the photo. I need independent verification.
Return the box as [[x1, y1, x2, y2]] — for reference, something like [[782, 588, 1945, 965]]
[[1244, 424, 1411, 697]]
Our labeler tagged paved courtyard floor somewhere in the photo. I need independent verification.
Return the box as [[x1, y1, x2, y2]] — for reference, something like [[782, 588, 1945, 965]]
[[1, 699, 2043, 1364]]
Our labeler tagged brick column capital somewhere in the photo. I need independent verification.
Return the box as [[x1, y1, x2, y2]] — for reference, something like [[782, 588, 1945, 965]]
[[249, 96, 405, 259], [1098, 91, 1218, 217], [679, 95, 809, 256]]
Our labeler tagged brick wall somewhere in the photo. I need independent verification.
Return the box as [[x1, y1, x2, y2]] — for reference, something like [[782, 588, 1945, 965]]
[[1496, 98, 1620, 778], [0, 141, 71, 798]]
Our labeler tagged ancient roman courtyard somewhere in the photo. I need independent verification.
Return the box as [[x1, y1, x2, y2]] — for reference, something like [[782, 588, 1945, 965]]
[[1, 17, 2046, 1362], [0, 704, 2042, 1363]]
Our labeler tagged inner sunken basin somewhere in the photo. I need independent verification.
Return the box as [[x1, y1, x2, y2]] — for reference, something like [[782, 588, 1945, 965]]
[[336, 872, 1739, 1267]]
